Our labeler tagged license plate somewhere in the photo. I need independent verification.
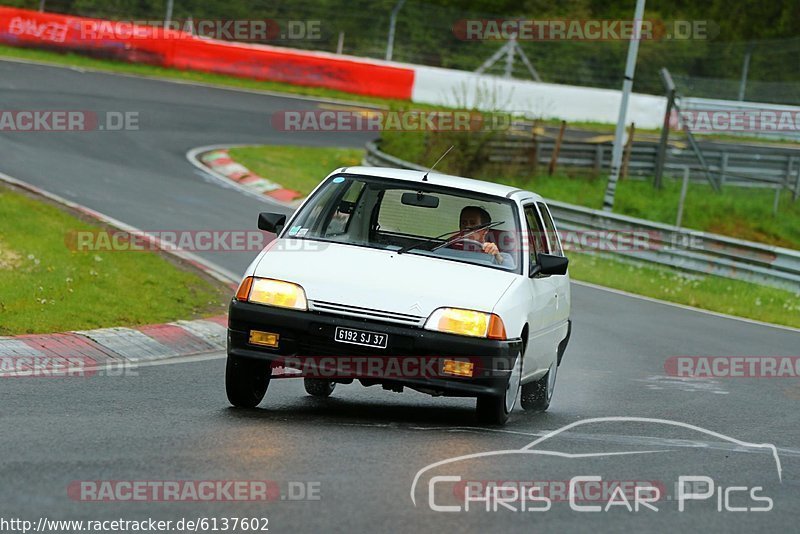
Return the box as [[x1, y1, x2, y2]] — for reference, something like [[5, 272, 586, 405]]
[[334, 327, 388, 349]]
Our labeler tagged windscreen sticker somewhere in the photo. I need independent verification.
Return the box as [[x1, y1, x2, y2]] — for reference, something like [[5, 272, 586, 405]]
[[296, 228, 309, 237], [332, 177, 345, 183], [287, 225, 301, 236]]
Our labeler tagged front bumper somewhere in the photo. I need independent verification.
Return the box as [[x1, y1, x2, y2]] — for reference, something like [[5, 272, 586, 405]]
[[227, 300, 522, 397]]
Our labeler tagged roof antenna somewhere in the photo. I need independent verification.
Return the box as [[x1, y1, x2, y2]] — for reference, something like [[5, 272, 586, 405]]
[[422, 145, 454, 181]]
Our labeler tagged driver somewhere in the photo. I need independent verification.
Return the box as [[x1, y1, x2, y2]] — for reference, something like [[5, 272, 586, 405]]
[[458, 206, 514, 267]]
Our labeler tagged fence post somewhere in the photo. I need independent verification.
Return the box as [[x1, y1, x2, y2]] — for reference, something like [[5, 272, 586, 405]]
[[738, 45, 753, 101], [385, 0, 406, 61], [773, 187, 781, 216], [593, 145, 604, 177], [336, 31, 345, 54], [548, 120, 566, 176], [794, 161, 800, 202], [621, 122, 635, 179], [165, 0, 174, 23], [654, 68, 676, 190], [528, 121, 540, 174], [676, 166, 690, 227], [719, 151, 729, 188]]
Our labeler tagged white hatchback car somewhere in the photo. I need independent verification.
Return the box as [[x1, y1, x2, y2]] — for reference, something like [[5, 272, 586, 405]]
[[226, 166, 571, 424]]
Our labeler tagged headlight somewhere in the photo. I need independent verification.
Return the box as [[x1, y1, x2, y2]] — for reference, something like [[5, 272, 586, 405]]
[[235, 277, 308, 311], [424, 308, 506, 339]]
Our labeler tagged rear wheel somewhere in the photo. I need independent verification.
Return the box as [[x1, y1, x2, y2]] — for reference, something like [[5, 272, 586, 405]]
[[225, 353, 270, 408], [476, 350, 522, 425], [304, 378, 336, 397], [520, 361, 558, 412]]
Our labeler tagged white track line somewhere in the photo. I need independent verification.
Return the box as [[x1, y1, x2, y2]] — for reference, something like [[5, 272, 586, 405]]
[[572, 279, 800, 333]]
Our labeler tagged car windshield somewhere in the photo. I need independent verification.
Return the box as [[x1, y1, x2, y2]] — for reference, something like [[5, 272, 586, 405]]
[[284, 174, 522, 273]]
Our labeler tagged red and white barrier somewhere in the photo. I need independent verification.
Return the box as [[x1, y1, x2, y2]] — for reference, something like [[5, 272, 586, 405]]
[[0, 7, 415, 100]]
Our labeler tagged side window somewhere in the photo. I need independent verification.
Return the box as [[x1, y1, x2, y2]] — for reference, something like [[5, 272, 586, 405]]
[[524, 205, 549, 266], [537, 202, 563, 256], [325, 181, 365, 236]]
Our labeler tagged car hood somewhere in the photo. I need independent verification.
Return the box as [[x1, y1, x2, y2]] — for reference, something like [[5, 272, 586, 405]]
[[253, 240, 517, 322]]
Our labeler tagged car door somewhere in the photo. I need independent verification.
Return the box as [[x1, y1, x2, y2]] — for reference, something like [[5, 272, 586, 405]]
[[537, 201, 571, 332], [521, 203, 559, 380]]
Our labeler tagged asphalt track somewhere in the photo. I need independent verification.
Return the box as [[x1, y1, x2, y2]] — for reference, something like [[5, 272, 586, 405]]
[[1, 59, 799, 533]]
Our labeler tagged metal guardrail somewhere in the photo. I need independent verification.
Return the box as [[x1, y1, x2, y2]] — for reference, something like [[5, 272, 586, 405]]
[[486, 136, 800, 193], [364, 141, 800, 291]]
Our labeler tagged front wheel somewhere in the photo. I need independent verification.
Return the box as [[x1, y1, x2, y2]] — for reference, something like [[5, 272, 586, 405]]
[[476, 351, 522, 425], [225, 353, 270, 408], [520, 361, 558, 412]]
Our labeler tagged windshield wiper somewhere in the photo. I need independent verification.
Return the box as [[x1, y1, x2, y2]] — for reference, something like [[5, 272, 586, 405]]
[[397, 220, 504, 255], [396, 228, 463, 255], [431, 221, 504, 251]]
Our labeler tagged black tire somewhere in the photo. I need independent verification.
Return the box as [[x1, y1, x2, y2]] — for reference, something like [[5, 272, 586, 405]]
[[520, 361, 558, 412], [304, 378, 336, 397], [225, 353, 270, 408], [476, 350, 522, 425]]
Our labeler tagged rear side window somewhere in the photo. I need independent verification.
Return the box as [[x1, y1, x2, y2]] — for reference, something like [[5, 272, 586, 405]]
[[537, 202, 563, 256], [524, 205, 548, 266]]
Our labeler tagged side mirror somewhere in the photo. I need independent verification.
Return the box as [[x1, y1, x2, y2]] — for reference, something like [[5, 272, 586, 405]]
[[530, 253, 569, 277], [258, 212, 286, 234]]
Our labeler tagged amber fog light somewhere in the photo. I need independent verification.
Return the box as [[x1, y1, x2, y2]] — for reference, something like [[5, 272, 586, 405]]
[[249, 330, 280, 348], [443, 359, 474, 378]]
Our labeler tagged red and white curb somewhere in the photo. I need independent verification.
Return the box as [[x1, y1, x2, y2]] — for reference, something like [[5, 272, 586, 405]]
[[0, 316, 227, 369], [0, 172, 238, 369], [190, 146, 303, 205]]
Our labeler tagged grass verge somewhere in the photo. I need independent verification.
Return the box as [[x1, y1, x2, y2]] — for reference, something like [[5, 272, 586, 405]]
[[0, 184, 229, 335], [228, 145, 363, 195], [227, 144, 800, 329]]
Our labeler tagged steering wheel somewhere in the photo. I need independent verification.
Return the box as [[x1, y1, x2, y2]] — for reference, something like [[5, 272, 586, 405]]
[[451, 237, 484, 252]]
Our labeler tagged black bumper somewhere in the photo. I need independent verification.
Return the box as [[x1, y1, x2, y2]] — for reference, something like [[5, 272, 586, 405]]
[[227, 300, 522, 397]]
